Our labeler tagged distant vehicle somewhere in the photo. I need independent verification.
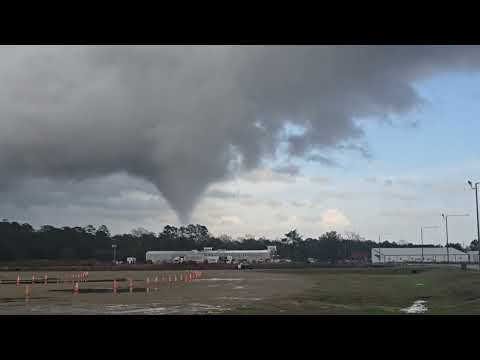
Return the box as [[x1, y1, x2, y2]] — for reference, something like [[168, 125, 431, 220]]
[[173, 256, 185, 264], [127, 257, 136, 265], [238, 263, 253, 270], [207, 256, 220, 264]]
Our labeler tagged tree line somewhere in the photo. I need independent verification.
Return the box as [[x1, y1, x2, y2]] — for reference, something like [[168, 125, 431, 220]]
[[0, 220, 471, 263]]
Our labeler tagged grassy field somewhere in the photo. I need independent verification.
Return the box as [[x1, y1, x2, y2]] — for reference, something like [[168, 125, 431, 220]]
[[231, 266, 480, 314]]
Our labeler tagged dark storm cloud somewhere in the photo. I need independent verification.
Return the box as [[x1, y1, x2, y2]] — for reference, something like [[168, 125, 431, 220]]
[[1, 45, 480, 223]]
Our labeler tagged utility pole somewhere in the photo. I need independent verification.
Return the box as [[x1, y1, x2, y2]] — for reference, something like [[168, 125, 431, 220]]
[[421, 226, 439, 263], [442, 213, 469, 264], [442, 214, 450, 263]]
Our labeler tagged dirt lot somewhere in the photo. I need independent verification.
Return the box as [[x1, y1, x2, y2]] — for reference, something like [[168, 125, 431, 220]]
[[1, 266, 478, 314], [0, 269, 314, 314]]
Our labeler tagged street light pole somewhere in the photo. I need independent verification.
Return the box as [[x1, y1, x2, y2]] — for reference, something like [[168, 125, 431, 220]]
[[112, 244, 117, 264], [468, 181, 480, 270], [377, 233, 391, 263], [421, 227, 423, 261]]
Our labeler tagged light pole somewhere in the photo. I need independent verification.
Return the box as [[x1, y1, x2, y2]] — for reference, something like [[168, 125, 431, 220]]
[[468, 180, 480, 269], [377, 233, 391, 263], [112, 244, 117, 264], [421, 226, 439, 263], [442, 213, 469, 263]]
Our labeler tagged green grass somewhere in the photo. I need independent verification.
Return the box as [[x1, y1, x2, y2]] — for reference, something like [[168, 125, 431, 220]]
[[229, 267, 480, 315]]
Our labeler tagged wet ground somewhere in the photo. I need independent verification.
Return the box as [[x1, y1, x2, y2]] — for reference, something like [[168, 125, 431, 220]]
[[0, 270, 313, 314]]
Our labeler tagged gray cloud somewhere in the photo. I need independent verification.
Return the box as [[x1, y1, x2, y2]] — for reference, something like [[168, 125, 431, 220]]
[[309, 176, 331, 185], [205, 189, 251, 200], [272, 164, 301, 176], [1, 46, 480, 223], [306, 154, 338, 167]]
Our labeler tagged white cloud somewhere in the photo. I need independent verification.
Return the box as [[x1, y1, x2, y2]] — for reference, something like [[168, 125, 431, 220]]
[[217, 216, 243, 226], [320, 209, 351, 229]]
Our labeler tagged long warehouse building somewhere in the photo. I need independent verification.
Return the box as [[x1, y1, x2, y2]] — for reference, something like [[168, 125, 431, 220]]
[[146, 246, 277, 264], [371, 247, 468, 264]]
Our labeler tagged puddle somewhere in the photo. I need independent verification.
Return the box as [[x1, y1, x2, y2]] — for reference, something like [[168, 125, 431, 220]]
[[199, 278, 244, 282], [400, 300, 428, 314], [5, 302, 232, 315], [109, 306, 169, 315], [218, 297, 263, 301], [188, 303, 231, 314], [50, 288, 145, 294]]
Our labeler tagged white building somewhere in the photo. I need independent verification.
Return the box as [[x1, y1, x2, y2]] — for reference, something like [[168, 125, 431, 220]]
[[468, 251, 479, 263], [146, 247, 276, 264], [371, 247, 468, 264]]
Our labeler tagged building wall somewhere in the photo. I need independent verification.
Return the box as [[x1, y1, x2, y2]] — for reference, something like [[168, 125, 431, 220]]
[[468, 252, 479, 263], [371, 248, 468, 264], [146, 249, 274, 264]]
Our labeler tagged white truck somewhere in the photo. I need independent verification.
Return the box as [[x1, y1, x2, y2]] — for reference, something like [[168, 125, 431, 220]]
[[206, 256, 219, 264]]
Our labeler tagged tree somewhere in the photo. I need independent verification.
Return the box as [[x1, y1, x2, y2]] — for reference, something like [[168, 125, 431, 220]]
[[343, 232, 363, 242], [131, 227, 154, 238], [282, 229, 303, 245], [83, 225, 96, 235], [218, 234, 232, 242], [97, 225, 111, 237], [449, 243, 464, 252], [470, 239, 479, 251]]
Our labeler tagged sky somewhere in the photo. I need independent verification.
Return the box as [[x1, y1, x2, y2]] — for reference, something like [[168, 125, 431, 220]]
[[1, 45, 480, 246]]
